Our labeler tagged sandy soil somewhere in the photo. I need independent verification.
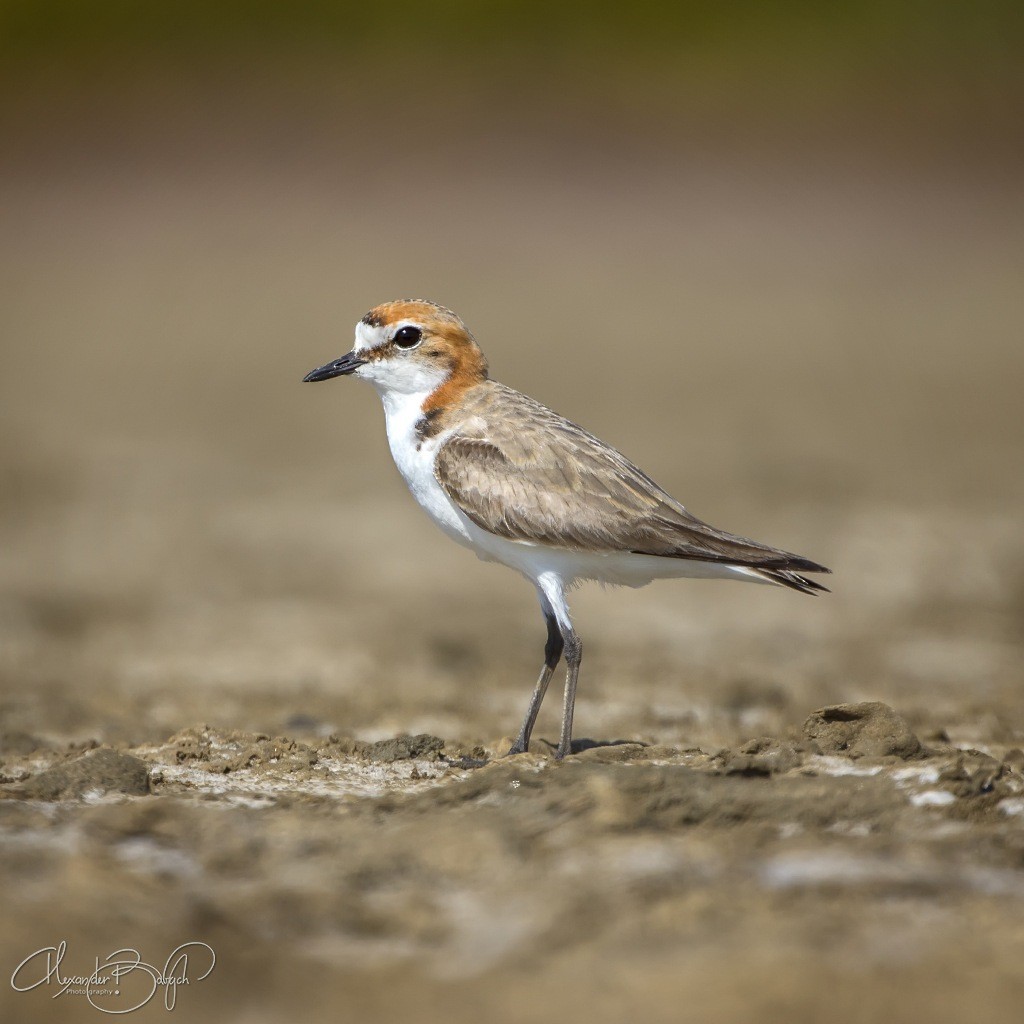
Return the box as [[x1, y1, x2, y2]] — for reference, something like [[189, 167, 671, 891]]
[[1, 89, 1023, 1022]]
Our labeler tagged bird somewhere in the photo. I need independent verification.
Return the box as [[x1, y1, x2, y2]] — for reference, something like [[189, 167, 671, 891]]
[[303, 299, 830, 759]]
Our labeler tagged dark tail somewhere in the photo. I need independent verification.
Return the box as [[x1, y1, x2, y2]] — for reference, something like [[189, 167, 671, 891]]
[[752, 566, 831, 595]]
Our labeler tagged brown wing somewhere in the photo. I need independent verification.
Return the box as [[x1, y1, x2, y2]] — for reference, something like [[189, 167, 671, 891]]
[[433, 384, 828, 574]]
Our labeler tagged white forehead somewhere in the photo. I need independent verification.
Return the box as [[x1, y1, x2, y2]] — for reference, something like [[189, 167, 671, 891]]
[[353, 320, 385, 353], [353, 318, 422, 354]]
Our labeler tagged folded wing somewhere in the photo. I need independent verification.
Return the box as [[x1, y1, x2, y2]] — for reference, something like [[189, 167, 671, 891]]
[[432, 387, 830, 580]]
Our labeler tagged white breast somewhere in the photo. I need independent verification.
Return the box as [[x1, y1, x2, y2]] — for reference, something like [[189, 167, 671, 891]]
[[379, 390, 476, 549], [378, 390, 564, 579]]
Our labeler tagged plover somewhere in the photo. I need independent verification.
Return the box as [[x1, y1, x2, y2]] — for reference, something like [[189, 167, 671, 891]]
[[304, 299, 829, 758]]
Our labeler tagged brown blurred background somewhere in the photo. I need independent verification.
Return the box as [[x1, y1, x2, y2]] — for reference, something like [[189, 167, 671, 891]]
[[1, 3, 1023, 1022]]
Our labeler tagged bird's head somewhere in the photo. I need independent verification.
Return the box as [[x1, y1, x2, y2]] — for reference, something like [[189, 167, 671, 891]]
[[303, 300, 488, 404]]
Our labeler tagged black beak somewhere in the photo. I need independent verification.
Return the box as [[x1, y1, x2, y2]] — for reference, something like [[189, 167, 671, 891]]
[[302, 351, 367, 382]]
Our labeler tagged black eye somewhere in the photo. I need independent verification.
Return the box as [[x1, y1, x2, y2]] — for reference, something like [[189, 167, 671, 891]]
[[394, 325, 422, 349]]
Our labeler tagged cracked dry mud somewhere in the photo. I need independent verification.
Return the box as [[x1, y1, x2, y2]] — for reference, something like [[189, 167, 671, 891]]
[[3, 702, 1024, 1024]]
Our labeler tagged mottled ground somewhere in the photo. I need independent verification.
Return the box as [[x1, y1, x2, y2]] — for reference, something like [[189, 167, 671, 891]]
[[1, 84, 1023, 1023]]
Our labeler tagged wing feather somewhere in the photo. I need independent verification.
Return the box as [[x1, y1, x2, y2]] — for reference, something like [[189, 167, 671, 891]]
[[432, 384, 829, 575]]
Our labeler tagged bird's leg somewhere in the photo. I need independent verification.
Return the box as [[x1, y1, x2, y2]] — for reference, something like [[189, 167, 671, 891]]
[[523, 574, 579, 760], [507, 609, 563, 755], [555, 626, 582, 760]]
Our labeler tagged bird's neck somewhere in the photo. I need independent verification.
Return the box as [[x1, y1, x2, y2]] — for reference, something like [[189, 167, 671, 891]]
[[422, 347, 488, 416]]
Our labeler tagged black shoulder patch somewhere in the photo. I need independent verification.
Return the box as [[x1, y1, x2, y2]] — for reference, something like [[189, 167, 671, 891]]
[[414, 408, 446, 442]]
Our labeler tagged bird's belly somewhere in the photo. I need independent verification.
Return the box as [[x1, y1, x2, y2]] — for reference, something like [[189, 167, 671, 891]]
[[459, 541, 758, 587]]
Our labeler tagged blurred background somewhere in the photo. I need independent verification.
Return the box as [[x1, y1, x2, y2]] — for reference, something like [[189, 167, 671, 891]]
[[1, 2, 1023, 1022]]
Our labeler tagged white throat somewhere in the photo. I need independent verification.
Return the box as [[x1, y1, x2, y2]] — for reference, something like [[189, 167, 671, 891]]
[[378, 386, 434, 434]]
